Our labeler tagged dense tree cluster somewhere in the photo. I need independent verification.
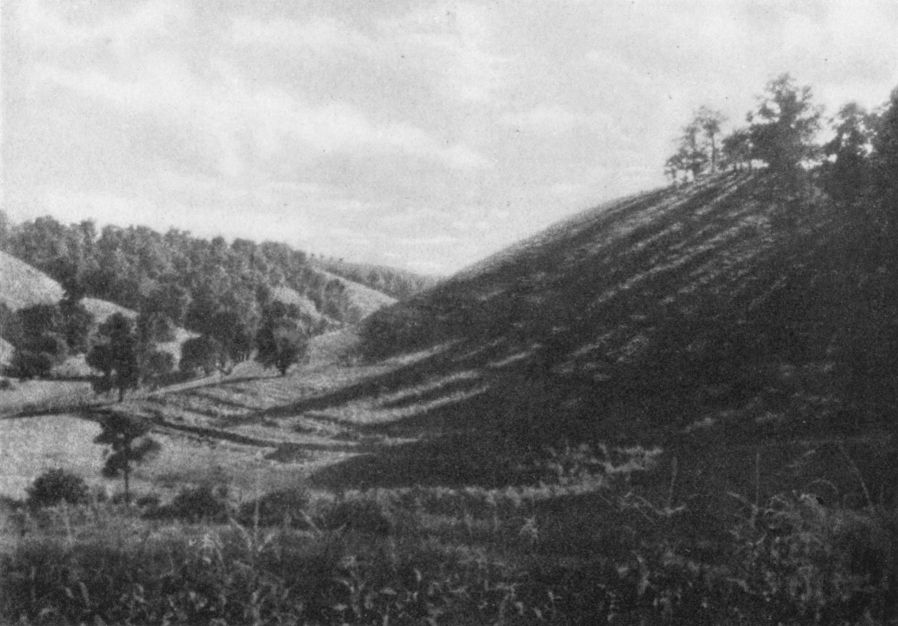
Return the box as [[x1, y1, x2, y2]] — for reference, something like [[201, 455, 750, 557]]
[[666, 74, 898, 219], [667, 73, 824, 182], [0, 221, 357, 332], [7, 300, 92, 379], [255, 301, 310, 376], [0, 216, 431, 391]]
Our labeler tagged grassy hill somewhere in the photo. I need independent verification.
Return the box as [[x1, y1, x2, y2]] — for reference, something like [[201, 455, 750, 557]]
[[4, 173, 898, 623], [99, 170, 890, 496], [0, 250, 65, 310], [311, 256, 439, 299], [317, 269, 397, 323], [0, 251, 193, 410]]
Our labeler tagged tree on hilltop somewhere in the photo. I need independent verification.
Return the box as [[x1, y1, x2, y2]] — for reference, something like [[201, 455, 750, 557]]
[[747, 73, 822, 177], [695, 106, 727, 172], [822, 102, 877, 206], [721, 127, 754, 172], [665, 107, 727, 183], [872, 87, 898, 215]]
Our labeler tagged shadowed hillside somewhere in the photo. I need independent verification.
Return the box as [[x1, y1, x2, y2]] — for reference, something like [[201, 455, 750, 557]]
[[261, 171, 892, 494], [7, 172, 898, 625]]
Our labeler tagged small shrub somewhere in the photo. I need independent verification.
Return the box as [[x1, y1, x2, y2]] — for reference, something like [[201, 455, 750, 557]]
[[0, 378, 14, 391], [10, 349, 53, 380], [238, 487, 311, 527], [318, 497, 394, 535], [153, 484, 231, 522], [26, 468, 89, 507], [135, 493, 161, 509]]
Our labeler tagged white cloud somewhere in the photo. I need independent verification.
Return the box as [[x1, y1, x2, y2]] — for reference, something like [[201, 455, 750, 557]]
[[230, 15, 372, 55], [17, 0, 189, 51], [378, 3, 508, 103], [31, 53, 490, 175], [500, 105, 590, 135]]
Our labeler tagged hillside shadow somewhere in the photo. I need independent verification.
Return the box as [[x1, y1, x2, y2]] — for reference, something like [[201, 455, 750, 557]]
[[305, 172, 869, 490]]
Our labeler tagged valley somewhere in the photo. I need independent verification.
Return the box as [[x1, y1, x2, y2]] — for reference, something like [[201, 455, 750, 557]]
[[2, 170, 898, 623]]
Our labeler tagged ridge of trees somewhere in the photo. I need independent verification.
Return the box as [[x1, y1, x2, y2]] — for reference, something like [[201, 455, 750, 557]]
[[0, 223, 338, 393], [311, 257, 439, 300], [666, 74, 898, 213]]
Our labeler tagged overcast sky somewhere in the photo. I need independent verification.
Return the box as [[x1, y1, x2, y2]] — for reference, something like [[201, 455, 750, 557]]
[[3, 1, 898, 275]]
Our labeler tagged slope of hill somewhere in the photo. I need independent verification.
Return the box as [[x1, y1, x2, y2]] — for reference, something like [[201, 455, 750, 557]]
[[311, 257, 439, 299], [257, 171, 886, 491], [0, 250, 138, 326], [0, 252, 192, 379], [118, 171, 876, 493], [0, 250, 64, 310], [271, 286, 335, 330], [317, 269, 396, 323]]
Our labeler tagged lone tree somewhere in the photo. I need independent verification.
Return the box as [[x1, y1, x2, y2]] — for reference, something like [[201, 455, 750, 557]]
[[665, 107, 726, 182], [747, 73, 822, 177], [667, 121, 707, 182], [87, 313, 140, 401], [255, 302, 309, 376], [695, 106, 727, 172], [93, 411, 159, 504]]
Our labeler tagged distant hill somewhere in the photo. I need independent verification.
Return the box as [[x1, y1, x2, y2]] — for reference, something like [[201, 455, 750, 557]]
[[311, 257, 439, 300], [271, 286, 337, 331], [0, 250, 65, 310], [0, 250, 192, 372], [316, 269, 396, 324], [0, 216, 400, 333]]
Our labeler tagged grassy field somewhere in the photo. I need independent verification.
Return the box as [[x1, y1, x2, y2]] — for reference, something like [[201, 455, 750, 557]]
[[3, 173, 898, 623]]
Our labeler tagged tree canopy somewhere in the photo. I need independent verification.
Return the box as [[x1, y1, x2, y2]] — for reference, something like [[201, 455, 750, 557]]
[[747, 73, 822, 176]]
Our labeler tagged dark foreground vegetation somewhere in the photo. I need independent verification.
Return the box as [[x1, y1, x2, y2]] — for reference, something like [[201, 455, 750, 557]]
[[4, 444, 897, 625], [3, 74, 898, 623]]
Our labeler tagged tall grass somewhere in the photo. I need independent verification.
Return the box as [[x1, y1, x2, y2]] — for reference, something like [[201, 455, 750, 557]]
[[3, 448, 898, 624]]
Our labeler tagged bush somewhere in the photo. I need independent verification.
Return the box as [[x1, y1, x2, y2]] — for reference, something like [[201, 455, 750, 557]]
[[10, 349, 53, 380], [151, 484, 231, 522], [317, 497, 394, 535], [179, 335, 222, 376], [26, 468, 89, 507], [0, 378, 14, 391], [238, 487, 311, 528], [28, 332, 69, 365]]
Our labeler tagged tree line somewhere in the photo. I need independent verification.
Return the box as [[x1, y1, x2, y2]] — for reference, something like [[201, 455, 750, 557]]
[[4, 293, 310, 399], [665, 72, 898, 211]]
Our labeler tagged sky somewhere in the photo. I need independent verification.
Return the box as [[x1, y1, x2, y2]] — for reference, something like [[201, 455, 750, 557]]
[[2, 1, 898, 276]]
